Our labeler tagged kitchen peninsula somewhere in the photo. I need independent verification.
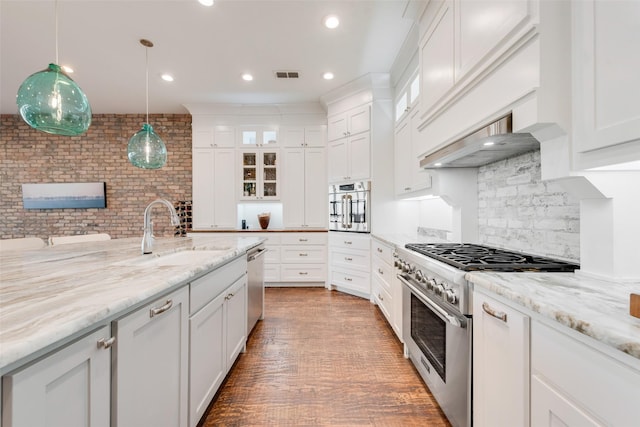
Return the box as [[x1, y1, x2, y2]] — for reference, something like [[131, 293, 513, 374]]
[[0, 234, 264, 426]]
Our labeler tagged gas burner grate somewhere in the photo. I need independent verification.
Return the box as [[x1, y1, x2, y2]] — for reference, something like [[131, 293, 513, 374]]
[[404, 243, 579, 272]]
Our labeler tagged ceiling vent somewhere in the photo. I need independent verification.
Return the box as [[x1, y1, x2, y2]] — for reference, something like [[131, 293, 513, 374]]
[[275, 71, 299, 79]]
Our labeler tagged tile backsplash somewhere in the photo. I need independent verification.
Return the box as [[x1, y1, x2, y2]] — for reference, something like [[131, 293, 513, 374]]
[[478, 150, 580, 262]]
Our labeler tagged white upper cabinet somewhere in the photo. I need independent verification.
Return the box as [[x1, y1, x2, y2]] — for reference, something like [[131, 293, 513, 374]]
[[193, 124, 236, 148], [327, 104, 370, 142], [572, 0, 640, 168], [281, 125, 327, 147], [420, 0, 455, 114], [282, 147, 327, 228], [192, 148, 236, 230]]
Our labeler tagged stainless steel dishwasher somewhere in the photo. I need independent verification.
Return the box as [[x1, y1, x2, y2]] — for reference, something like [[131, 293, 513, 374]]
[[247, 244, 266, 335]]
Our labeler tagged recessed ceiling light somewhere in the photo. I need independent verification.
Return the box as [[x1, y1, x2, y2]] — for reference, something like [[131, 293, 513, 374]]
[[61, 65, 74, 74], [483, 141, 495, 146], [242, 73, 253, 81], [434, 162, 442, 167], [323, 72, 334, 80], [198, 0, 214, 6], [161, 74, 174, 82], [324, 15, 339, 29]]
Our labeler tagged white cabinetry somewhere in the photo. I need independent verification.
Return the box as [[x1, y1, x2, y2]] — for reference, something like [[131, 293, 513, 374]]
[[394, 107, 431, 196], [282, 146, 327, 228], [572, 0, 640, 169], [531, 320, 640, 427], [281, 125, 326, 147], [328, 232, 371, 298], [261, 233, 281, 282], [473, 290, 530, 427], [239, 150, 279, 200], [327, 105, 370, 142], [193, 124, 236, 148], [371, 238, 401, 341], [279, 232, 327, 283], [113, 286, 189, 427], [2, 327, 111, 427], [237, 126, 278, 147], [188, 257, 247, 427], [192, 148, 236, 229], [328, 132, 371, 183]]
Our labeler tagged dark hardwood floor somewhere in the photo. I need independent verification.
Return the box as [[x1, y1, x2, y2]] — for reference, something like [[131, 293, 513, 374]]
[[199, 287, 451, 426]]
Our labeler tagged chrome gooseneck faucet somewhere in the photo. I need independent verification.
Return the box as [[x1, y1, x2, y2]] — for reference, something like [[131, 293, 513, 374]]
[[142, 199, 180, 254]]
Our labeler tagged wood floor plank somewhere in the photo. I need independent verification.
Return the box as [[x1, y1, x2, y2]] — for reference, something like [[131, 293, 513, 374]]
[[199, 287, 451, 426]]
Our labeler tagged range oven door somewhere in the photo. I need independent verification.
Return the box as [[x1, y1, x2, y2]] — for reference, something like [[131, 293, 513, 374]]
[[400, 275, 472, 427]]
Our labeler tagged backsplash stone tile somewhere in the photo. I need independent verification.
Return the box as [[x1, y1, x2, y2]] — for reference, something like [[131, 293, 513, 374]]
[[0, 114, 192, 240], [478, 150, 580, 262]]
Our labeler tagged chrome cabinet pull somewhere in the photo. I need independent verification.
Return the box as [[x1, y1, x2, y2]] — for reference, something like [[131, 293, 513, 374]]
[[299, 238, 308, 242], [344, 257, 353, 261], [344, 241, 353, 245], [225, 293, 235, 301], [299, 253, 308, 257], [298, 271, 308, 275], [482, 302, 508, 323], [150, 299, 173, 318], [97, 337, 116, 350], [378, 268, 384, 275], [345, 277, 352, 282]]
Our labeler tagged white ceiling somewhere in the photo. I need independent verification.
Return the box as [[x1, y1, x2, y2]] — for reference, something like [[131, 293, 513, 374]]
[[1, 0, 416, 115]]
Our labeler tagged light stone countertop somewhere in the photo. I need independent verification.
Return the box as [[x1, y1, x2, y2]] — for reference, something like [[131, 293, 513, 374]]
[[0, 235, 264, 373], [467, 272, 640, 360]]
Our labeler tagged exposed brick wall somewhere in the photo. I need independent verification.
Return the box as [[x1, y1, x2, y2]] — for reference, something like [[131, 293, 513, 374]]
[[478, 150, 580, 261], [0, 114, 192, 240]]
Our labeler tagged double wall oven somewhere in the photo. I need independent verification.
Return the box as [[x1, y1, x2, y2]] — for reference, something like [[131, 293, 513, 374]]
[[397, 243, 579, 427], [329, 181, 370, 233]]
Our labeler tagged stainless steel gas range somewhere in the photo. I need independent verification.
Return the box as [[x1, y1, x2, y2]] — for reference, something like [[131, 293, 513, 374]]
[[396, 243, 579, 427]]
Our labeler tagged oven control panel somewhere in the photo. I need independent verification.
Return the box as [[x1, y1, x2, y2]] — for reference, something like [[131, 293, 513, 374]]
[[395, 256, 461, 309]]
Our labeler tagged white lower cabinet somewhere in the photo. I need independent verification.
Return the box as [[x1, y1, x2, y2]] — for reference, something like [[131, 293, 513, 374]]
[[113, 286, 189, 427], [473, 290, 530, 427], [328, 232, 370, 298], [2, 327, 111, 427], [371, 237, 402, 341], [279, 233, 327, 284], [188, 257, 247, 427], [531, 320, 640, 427]]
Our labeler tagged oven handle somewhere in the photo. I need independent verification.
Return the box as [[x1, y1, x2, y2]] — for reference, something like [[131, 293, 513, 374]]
[[398, 274, 468, 329]]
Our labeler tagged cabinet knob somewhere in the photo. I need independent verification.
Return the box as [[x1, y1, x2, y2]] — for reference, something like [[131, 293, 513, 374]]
[[378, 268, 384, 275], [97, 337, 116, 350], [377, 247, 383, 253], [378, 293, 383, 301]]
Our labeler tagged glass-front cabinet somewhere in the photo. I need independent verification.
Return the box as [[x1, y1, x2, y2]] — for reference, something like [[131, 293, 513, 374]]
[[240, 150, 279, 200], [239, 126, 278, 147]]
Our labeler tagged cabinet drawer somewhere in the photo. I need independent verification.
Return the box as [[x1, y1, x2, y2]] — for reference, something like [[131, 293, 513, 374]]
[[264, 264, 280, 282], [331, 248, 370, 271], [281, 233, 326, 245], [281, 246, 326, 263], [190, 257, 246, 314], [372, 240, 394, 265], [330, 268, 370, 294], [373, 275, 393, 323], [261, 233, 282, 245], [372, 258, 393, 293], [329, 233, 370, 251], [264, 246, 280, 264], [280, 264, 326, 282]]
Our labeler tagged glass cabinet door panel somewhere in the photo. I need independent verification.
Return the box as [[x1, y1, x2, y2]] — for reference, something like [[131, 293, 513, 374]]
[[263, 152, 277, 166], [243, 182, 257, 197], [243, 152, 256, 165], [242, 131, 257, 146], [263, 182, 277, 197], [263, 130, 277, 145]]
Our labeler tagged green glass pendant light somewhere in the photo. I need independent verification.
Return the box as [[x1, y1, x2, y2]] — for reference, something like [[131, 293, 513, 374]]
[[16, 0, 91, 136], [127, 39, 167, 169]]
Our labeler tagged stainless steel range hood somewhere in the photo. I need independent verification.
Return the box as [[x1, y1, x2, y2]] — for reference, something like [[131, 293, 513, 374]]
[[420, 114, 540, 169]]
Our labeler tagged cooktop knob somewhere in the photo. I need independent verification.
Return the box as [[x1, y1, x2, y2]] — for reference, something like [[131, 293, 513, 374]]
[[445, 288, 458, 304], [435, 283, 445, 296], [415, 270, 424, 283], [426, 278, 437, 291]]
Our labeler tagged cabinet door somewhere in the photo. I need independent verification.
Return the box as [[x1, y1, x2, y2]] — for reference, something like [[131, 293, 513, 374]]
[[304, 148, 327, 228], [420, 0, 454, 113], [328, 114, 348, 141], [2, 327, 111, 427], [192, 148, 215, 229], [328, 139, 349, 182], [282, 148, 306, 227], [531, 376, 603, 427], [114, 287, 189, 427], [409, 108, 432, 191], [213, 149, 236, 228], [573, 0, 640, 154], [214, 125, 236, 148], [193, 127, 214, 148], [348, 105, 371, 136], [305, 125, 327, 147], [394, 119, 412, 195], [280, 126, 305, 147], [473, 292, 530, 427], [225, 275, 248, 368], [348, 132, 371, 181], [189, 291, 226, 427], [261, 150, 279, 199]]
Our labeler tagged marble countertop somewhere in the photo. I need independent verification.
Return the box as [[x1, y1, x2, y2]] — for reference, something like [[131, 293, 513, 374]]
[[0, 235, 263, 373], [467, 272, 640, 360]]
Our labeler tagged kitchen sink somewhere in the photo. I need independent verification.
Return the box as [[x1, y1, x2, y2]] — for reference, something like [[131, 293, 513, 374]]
[[115, 249, 230, 268]]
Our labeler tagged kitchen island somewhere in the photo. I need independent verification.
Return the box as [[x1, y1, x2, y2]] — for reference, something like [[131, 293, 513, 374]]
[[0, 234, 263, 374]]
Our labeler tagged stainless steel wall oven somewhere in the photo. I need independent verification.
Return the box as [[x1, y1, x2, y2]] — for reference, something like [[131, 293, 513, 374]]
[[328, 181, 370, 233]]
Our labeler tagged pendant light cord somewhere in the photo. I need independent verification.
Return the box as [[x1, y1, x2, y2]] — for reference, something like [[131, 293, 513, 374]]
[[55, 0, 59, 64], [145, 46, 149, 124]]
